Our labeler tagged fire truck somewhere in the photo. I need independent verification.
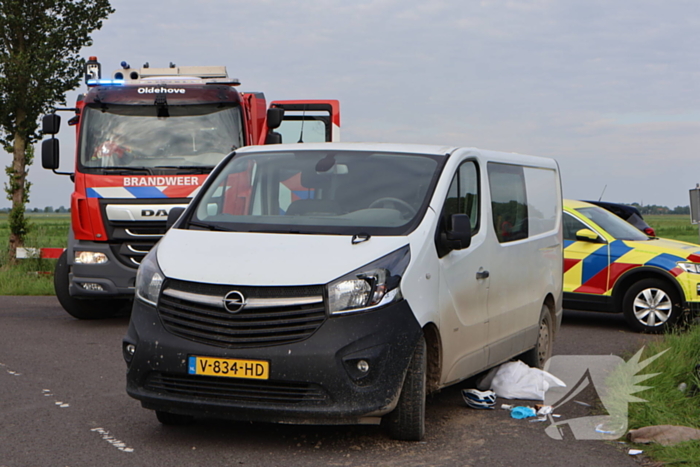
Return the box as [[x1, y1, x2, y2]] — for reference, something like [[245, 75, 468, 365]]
[[41, 57, 340, 319]]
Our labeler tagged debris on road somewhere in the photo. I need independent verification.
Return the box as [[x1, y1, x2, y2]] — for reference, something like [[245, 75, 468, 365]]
[[510, 406, 537, 419]]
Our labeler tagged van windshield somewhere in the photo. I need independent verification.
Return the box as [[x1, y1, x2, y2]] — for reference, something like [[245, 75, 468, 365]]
[[189, 150, 443, 235]]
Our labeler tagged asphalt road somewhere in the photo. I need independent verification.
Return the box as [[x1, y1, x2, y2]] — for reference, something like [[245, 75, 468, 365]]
[[0, 297, 658, 467]]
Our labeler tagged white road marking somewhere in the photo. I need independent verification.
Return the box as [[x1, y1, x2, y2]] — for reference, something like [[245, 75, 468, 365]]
[[90, 427, 134, 453]]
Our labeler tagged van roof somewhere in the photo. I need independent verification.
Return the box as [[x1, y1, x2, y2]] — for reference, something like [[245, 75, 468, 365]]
[[236, 142, 458, 156], [235, 143, 558, 168]]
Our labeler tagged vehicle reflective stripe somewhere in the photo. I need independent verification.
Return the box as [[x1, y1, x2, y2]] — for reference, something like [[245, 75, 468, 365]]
[[580, 244, 609, 284], [564, 258, 580, 273], [646, 253, 687, 271]]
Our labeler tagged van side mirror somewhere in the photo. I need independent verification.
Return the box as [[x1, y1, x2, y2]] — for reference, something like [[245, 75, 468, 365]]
[[42, 139, 60, 170], [575, 228, 605, 243], [443, 214, 472, 251], [266, 107, 284, 130], [42, 114, 61, 135], [166, 207, 186, 230]]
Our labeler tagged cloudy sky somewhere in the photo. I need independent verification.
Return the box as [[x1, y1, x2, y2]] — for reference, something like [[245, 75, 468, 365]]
[[7, 0, 700, 209]]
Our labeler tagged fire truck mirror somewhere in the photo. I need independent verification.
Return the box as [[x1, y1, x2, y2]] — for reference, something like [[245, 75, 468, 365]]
[[265, 131, 282, 145], [42, 114, 61, 135], [42, 139, 60, 170], [266, 107, 285, 129]]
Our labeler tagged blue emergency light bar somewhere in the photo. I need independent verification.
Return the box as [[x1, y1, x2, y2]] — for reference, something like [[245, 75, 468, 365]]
[[86, 79, 125, 86]]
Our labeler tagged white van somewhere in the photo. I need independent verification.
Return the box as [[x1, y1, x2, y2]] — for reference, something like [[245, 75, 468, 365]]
[[123, 143, 563, 441]]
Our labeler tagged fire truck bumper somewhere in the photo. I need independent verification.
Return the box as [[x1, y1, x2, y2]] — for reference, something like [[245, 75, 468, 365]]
[[68, 240, 137, 298]]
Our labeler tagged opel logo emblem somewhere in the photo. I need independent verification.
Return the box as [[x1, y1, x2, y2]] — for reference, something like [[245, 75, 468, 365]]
[[223, 291, 246, 314]]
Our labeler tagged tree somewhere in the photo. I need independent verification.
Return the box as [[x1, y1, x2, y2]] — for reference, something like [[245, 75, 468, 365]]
[[0, 0, 114, 262]]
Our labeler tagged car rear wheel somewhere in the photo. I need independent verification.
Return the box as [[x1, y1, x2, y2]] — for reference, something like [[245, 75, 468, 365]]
[[385, 335, 426, 441], [622, 278, 681, 333]]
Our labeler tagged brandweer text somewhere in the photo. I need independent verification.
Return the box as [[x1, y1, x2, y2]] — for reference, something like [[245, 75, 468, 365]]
[[124, 176, 200, 186]]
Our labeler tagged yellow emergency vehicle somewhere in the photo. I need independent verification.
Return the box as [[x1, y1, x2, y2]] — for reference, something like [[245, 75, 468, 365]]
[[563, 199, 700, 332]]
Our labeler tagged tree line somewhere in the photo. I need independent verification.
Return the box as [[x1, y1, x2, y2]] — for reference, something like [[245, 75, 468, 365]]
[[1, 0, 114, 262], [628, 204, 690, 215]]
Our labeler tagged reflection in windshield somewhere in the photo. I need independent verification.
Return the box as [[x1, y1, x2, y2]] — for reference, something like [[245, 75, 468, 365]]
[[191, 150, 441, 236], [576, 207, 650, 241], [80, 105, 243, 170]]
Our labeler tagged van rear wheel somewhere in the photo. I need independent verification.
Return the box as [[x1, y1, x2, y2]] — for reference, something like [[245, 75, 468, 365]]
[[520, 304, 552, 369], [385, 335, 426, 441]]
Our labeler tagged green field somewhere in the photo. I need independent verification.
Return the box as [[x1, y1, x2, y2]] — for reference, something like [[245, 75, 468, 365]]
[[0, 212, 698, 295], [0, 212, 70, 295], [645, 214, 700, 245]]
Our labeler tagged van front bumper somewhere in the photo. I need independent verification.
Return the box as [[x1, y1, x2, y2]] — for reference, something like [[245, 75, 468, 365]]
[[124, 298, 423, 424]]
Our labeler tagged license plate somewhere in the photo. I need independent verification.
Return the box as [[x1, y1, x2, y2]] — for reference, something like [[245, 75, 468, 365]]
[[188, 356, 269, 380]]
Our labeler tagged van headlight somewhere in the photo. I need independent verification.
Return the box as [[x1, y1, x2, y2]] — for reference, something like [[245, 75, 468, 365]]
[[327, 245, 410, 315], [135, 248, 164, 307]]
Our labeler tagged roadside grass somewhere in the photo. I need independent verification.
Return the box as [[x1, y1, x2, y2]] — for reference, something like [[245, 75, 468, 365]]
[[625, 325, 700, 464], [646, 214, 700, 245], [0, 213, 69, 295]]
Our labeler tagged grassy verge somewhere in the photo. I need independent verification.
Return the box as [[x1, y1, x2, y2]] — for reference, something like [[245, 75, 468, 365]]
[[625, 325, 700, 464], [0, 212, 69, 295], [646, 214, 700, 245]]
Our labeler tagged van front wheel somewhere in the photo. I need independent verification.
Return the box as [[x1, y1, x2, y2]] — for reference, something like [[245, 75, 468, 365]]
[[385, 335, 426, 441]]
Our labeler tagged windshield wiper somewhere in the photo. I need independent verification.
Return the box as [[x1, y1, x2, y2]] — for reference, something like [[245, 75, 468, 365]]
[[188, 221, 229, 231], [98, 167, 153, 175], [352, 233, 371, 244], [154, 166, 212, 174]]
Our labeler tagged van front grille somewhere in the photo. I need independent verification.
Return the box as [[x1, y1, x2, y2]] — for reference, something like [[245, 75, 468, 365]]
[[146, 373, 328, 404], [157, 279, 327, 348]]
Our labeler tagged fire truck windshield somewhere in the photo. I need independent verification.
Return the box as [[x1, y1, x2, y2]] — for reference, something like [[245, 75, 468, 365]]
[[79, 104, 243, 171]]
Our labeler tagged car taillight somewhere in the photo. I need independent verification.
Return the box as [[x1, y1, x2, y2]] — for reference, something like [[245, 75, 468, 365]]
[[644, 227, 656, 237]]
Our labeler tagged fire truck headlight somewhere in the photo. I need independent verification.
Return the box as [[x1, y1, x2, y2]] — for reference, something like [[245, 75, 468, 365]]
[[135, 248, 164, 308], [74, 251, 108, 264]]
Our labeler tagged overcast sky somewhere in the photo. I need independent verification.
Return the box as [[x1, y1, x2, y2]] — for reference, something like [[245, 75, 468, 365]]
[[7, 0, 700, 209]]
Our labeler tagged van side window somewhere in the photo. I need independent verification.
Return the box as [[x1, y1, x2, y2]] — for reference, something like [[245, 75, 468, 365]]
[[443, 161, 480, 233], [488, 163, 528, 243], [563, 212, 589, 241], [523, 167, 558, 236]]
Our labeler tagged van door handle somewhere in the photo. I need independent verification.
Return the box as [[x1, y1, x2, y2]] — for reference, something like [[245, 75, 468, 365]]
[[476, 270, 490, 280]]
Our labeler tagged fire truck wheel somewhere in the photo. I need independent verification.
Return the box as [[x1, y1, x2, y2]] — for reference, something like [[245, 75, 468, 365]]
[[54, 251, 130, 320]]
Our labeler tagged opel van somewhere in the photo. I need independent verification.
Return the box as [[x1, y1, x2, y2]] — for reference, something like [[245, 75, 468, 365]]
[[123, 142, 563, 441]]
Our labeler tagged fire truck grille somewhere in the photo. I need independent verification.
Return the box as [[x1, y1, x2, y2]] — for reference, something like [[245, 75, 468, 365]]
[[145, 373, 329, 404], [157, 280, 327, 348], [107, 224, 166, 268]]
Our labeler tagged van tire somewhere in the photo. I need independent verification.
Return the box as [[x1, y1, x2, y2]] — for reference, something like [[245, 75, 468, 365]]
[[156, 410, 195, 426], [520, 304, 553, 369], [385, 335, 426, 441], [622, 278, 680, 333], [54, 250, 129, 320]]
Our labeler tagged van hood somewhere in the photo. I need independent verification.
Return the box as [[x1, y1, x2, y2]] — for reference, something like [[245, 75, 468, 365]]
[[156, 229, 410, 286]]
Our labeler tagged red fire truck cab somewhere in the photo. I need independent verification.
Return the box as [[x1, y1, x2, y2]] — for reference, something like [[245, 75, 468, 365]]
[[42, 58, 340, 319]]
